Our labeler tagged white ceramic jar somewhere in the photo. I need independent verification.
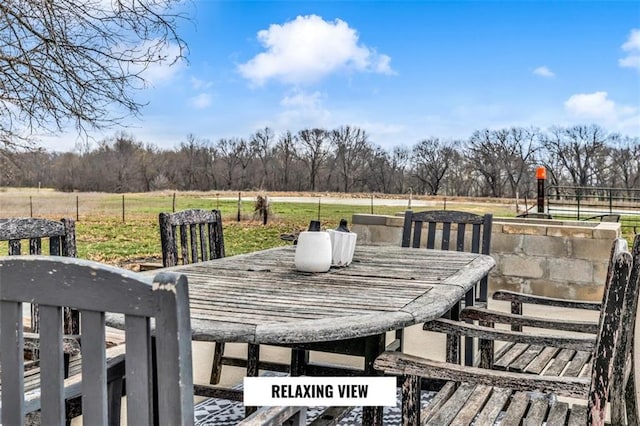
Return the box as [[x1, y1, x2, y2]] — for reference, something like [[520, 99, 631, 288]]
[[294, 231, 332, 273], [327, 229, 357, 267]]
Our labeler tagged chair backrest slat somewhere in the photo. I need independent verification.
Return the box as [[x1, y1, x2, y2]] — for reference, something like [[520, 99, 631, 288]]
[[0, 300, 25, 424], [160, 209, 225, 267], [0, 256, 195, 425], [125, 315, 154, 425], [402, 210, 492, 254], [8, 239, 20, 254], [441, 222, 451, 250], [402, 210, 494, 302], [189, 224, 199, 263], [199, 223, 208, 260], [29, 237, 42, 255], [39, 305, 65, 425], [81, 310, 108, 424], [456, 223, 466, 251]]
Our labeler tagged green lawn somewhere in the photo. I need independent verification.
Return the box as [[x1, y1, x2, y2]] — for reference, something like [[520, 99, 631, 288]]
[[16, 190, 632, 267]]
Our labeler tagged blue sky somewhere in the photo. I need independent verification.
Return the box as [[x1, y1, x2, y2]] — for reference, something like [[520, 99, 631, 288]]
[[45, 1, 640, 152]]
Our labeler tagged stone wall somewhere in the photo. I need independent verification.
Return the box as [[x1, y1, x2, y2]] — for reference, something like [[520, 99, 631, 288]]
[[351, 213, 621, 301]]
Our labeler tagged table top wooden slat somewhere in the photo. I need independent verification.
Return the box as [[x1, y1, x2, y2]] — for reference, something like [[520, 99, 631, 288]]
[[135, 245, 495, 344]]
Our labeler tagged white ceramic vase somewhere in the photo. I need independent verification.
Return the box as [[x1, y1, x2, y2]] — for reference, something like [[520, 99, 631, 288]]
[[327, 230, 357, 267], [294, 231, 332, 273]]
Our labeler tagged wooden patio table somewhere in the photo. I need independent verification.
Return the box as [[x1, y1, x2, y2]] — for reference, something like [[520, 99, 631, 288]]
[[134, 244, 495, 424]]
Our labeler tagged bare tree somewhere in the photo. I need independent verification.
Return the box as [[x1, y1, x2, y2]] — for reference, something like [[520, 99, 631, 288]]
[[297, 128, 330, 191], [496, 127, 540, 209], [541, 125, 610, 187], [175, 134, 213, 190], [367, 147, 392, 193], [100, 133, 144, 192], [411, 138, 456, 195], [467, 130, 506, 197], [0, 1, 187, 148], [216, 137, 251, 189], [274, 131, 297, 190], [250, 127, 275, 190], [390, 146, 410, 194], [610, 135, 640, 196], [330, 125, 371, 193]]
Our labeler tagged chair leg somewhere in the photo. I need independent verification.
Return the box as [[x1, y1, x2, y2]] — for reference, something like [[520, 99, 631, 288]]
[[291, 348, 309, 376], [478, 320, 495, 369], [401, 375, 420, 425], [446, 303, 461, 364], [245, 343, 261, 417], [210, 342, 225, 385]]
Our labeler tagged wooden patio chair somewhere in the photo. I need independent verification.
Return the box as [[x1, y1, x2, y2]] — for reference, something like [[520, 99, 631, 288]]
[[399, 210, 493, 365], [0, 217, 77, 336], [458, 236, 639, 376], [0, 217, 86, 422], [401, 210, 493, 304], [374, 240, 640, 425], [0, 256, 194, 426], [159, 209, 261, 402], [159, 208, 225, 267], [159, 208, 227, 383]]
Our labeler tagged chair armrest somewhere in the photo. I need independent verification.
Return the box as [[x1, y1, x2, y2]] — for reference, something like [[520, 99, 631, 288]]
[[374, 351, 589, 399], [493, 290, 601, 310], [237, 406, 307, 426], [423, 318, 596, 351], [460, 307, 599, 334]]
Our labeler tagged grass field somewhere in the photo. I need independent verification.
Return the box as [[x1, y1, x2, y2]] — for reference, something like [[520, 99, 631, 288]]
[[9, 188, 634, 268]]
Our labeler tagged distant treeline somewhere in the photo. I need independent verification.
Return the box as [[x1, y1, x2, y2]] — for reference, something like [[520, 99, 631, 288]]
[[1, 124, 638, 199]]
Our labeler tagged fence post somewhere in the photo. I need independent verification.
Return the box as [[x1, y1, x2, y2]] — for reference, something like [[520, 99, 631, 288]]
[[370, 194, 374, 214], [172, 192, 176, 212], [30, 196, 33, 217], [76, 196, 79, 221], [609, 188, 613, 213], [263, 195, 269, 225], [237, 192, 241, 222], [122, 194, 125, 223], [317, 197, 321, 221]]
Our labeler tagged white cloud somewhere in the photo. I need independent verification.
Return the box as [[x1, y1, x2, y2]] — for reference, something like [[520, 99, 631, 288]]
[[564, 91, 639, 133], [190, 77, 213, 90], [619, 28, 640, 71], [565, 92, 617, 121], [275, 89, 331, 129], [281, 90, 324, 109], [533, 66, 555, 78], [190, 93, 212, 109], [237, 15, 394, 86]]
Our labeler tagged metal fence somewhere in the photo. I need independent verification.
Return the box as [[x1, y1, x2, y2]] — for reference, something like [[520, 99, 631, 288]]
[[546, 186, 640, 232]]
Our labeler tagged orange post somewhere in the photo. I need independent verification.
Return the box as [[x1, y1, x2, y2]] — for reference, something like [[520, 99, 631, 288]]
[[536, 166, 546, 213]]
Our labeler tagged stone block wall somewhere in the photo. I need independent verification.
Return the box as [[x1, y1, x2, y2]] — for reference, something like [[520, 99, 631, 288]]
[[351, 214, 621, 301]]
